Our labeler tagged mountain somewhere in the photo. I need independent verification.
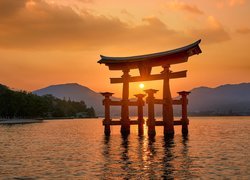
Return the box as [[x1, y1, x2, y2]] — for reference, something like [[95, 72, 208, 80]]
[[33, 83, 105, 116], [33, 82, 250, 117], [186, 83, 250, 115]]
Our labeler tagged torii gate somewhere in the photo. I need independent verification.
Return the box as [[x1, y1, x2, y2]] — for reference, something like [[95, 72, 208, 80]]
[[98, 40, 202, 137]]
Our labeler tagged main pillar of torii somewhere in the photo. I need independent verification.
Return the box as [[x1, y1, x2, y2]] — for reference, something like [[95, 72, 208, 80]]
[[98, 40, 202, 136]]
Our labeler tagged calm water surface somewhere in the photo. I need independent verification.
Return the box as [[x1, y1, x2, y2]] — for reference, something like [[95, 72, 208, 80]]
[[0, 117, 249, 179]]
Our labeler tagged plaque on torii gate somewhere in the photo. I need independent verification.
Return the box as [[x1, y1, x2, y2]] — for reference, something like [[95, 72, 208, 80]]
[[98, 40, 202, 136]]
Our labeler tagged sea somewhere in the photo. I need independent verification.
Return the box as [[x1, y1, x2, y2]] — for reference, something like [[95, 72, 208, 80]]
[[0, 117, 249, 179]]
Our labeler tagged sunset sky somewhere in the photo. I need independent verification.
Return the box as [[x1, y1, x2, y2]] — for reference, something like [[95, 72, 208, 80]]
[[0, 0, 249, 98]]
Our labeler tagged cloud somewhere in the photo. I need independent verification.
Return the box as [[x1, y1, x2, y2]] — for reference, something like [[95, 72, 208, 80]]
[[121, 9, 134, 18], [215, 0, 246, 7], [0, 0, 179, 50], [229, 0, 245, 6], [0, 0, 127, 50], [0, 0, 229, 50], [236, 28, 250, 34], [187, 16, 231, 44], [166, 1, 204, 15], [0, 0, 26, 17]]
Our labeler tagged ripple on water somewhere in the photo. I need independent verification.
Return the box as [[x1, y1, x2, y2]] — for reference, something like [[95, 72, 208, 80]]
[[0, 117, 249, 179]]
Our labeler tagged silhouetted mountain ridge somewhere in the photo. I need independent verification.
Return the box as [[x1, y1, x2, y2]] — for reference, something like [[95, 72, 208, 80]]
[[186, 83, 250, 115], [33, 82, 250, 116]]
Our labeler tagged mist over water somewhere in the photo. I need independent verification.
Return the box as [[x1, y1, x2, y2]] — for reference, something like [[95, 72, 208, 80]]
[[0, 117, 249, 179]]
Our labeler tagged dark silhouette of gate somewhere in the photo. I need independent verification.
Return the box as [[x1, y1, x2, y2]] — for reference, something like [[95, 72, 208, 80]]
[[98, 40, 202, 137]]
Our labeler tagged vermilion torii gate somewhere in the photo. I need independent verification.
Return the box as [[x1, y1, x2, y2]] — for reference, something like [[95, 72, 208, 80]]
[[98, 40, 202, 137]]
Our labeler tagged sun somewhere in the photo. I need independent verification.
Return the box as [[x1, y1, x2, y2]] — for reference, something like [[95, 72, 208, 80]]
[[139, 83, 145, 89]]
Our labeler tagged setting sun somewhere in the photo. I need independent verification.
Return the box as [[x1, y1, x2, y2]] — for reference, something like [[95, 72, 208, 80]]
[[139, 83, 145, 89]]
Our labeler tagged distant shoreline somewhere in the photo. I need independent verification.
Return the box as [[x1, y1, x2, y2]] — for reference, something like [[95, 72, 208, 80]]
[[0, 117, 100, 125], [1, 115, 249, 124], [41, 116, 98, 120], [0, 119, 43, 125]]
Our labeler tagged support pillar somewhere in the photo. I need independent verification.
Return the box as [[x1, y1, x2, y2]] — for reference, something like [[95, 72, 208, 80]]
[[162, 66, 174, 137], [145, 89, 158, 137], [101, 92, 113, 136], [178, 91, 190, 135], [121, 69, 130, 135], [134, 94, 146, 136]]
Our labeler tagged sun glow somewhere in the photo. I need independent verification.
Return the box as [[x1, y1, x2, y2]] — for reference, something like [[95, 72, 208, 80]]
[[26, 0, 36, 9], [139, 83, 145, 89]]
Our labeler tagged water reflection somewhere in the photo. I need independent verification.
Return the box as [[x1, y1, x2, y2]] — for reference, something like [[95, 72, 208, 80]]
[[145, 136, 158, 179], [101, 134, 193, 179], [180, 136, 192, 178], [1, 118, 249, 178], [102, 136, 111, 179], [120, 136, 133, 179], [162, 136, 175, 179]]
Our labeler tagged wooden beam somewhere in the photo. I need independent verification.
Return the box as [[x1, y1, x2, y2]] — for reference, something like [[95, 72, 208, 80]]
[[128, 101, 139, 106], [109, 101, 122, 106], [103, 120, 183, 126], [110, 121, 121, 125], [130, 120, 139, 125], [155, 120, 182, 126], [110, 70, 187, 84], [103, 120, 120, 125], [172, 99, 182, 105], [152, 99, 182, 105], [170, 70, 187, 79], [111, 74, 163, 83], [154, 99, 164, 104], [174, 120, 182, 125], [109, 100, 139, 106], [103, 120, 139, 125]]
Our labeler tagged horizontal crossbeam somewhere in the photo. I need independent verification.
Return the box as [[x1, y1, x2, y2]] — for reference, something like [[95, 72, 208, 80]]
[[155, 120, 182, 126], [107, 101, 140, 106], [153, 99, 182, 105], [103, 120, 139, 125], [103, 120, 184, 126], [104, 99, 185, 106], [104, 99, 186, 106], [110, 70, 187, 84]]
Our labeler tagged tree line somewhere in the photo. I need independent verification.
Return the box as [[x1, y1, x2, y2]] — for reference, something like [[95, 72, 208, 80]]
[[0, 84, 96, 119]]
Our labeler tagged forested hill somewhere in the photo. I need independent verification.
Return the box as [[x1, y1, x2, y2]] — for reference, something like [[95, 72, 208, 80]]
[[0, 84, 96, 119], [33, 83, 105, 116]]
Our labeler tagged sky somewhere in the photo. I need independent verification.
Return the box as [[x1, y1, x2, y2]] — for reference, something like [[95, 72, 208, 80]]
[[0, 0, 249, 98]]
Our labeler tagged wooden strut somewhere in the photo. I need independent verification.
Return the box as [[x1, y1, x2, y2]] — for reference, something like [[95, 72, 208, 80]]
[[178, 91, 191, 135], [120, 69, 130, 135], [100, 92, 113, 136], [144, 89, 158, 137], [134, 94, 146, 136], [162, 66, 174, 137]]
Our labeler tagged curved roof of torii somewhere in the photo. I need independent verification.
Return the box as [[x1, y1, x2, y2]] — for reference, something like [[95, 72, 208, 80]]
[[98, 39, 202, 65]]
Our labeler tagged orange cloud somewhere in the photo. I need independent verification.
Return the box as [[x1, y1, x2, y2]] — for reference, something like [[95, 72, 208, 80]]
[[0, 0, 230, 51], [236, 28, 250, 34], [187, 16, 230, 44], [120, 9, 134, 18], [229, 0, 246, 6], [0, 0, 26, 17], [216, 0, 246, 8], [166, 1, 204, 15]]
